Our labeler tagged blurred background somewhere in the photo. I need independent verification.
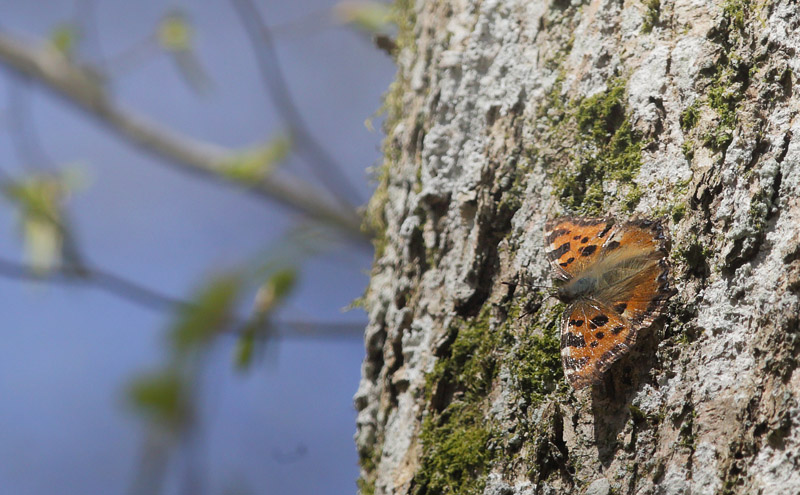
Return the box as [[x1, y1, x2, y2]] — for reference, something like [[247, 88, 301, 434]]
[[0, 1, 395, 494]]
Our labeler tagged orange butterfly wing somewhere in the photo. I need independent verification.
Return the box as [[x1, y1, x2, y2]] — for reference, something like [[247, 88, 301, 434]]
[[560, 299, 635, 389], [544, 217, 614, 280], [596, 219, 675, 328], [600, 218, 666, 257], [550, 218, 676, 389]]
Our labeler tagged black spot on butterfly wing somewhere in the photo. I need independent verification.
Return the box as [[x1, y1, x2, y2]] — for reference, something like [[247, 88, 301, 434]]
[[549, 242, 571, 261], [597, 223, 614, 237]]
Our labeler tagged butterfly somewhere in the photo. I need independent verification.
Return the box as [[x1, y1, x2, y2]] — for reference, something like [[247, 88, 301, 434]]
[[544, 217, 676, 389]]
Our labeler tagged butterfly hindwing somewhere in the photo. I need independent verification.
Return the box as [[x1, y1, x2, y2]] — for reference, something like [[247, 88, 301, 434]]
[[545, 217, 614, 279], [560, 299, 635, 389]]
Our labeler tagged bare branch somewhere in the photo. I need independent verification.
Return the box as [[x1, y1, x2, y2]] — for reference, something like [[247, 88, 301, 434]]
[[0, 31, 369, 241], [0, 256, 186, 310], [0, 256, 365, 337]]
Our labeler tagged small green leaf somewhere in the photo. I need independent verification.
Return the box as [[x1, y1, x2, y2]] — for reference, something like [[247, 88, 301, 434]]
[[334, 1, 393, 33], [170, 274, 242, 354], [254, 268, 297, 314], [234, 316, 278, 372], [50, 23, 80, 57], [5, 176, 61, 219], [4, 173, 75, 275], [157, 10, 214, 94], [234, 327, 257, 371], [233, 268, 296, 371], [221, 135, 292, 183], [268, 268, 297, 301], [128, 369, 190, 428], [158, 11, 192, 52]]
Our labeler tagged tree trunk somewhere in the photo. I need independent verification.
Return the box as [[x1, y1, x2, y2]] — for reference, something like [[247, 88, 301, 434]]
[[355, 1, 800, 494]]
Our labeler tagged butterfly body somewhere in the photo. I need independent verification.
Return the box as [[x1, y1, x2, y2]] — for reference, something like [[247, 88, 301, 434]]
[[556, 273, 597, 303], [544, 217, 675, 389]]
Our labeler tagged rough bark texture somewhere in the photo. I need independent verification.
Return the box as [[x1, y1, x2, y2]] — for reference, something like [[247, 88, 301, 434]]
[[355, 1, 800, 494]]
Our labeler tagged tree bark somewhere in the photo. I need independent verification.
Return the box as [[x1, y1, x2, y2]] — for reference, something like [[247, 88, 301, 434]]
[[356, 1, 800, 494]]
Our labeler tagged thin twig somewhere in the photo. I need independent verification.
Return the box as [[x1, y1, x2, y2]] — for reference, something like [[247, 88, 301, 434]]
[[232, 0, 366, 209], [0, 31, 369, 241], [0, 256, 184, 310], [0, 256, 365, 337]]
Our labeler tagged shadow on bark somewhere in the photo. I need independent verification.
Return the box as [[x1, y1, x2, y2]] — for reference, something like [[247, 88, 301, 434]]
[[590, 321, 663, 467]]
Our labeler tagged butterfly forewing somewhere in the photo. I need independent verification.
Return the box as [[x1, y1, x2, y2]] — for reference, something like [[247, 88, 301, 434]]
[[593, 220, 674, 326], [545, 217, 614, 279], [597, 261, 671, 327], [600, 219, 666, 255]]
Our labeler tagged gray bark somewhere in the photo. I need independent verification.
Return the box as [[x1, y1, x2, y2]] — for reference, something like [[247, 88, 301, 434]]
[[355, 1, 800, 494]]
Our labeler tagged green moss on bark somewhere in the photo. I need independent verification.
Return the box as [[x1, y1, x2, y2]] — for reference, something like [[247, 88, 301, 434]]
[[641, 0, 661, 33], [508, 303, 566, 405], [702, 62, 746, 151], [414, 294, 572, 493], [414, 307, 501, 495], [552, 79, 644, 214], [679, 101, 700, 132], [415, 402, 495, 495]]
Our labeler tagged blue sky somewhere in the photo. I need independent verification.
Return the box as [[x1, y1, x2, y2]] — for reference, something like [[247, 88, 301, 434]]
[[0, 1, 394, 493]]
